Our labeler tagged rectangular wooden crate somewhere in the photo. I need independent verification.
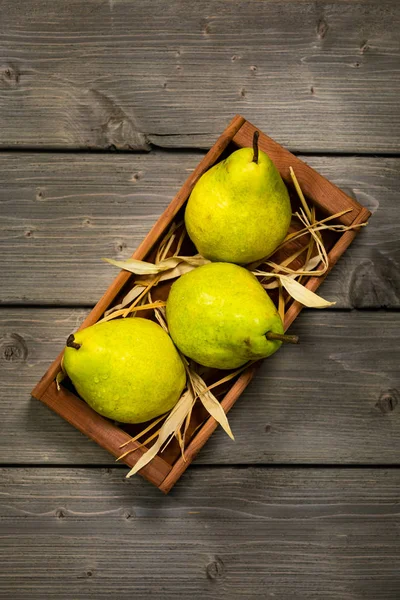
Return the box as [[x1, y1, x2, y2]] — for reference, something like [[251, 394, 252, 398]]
[[32, 115, 371, 493]]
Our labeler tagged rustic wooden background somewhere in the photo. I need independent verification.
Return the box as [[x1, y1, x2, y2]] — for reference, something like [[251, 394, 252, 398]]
[[1, 1, 399, 598]]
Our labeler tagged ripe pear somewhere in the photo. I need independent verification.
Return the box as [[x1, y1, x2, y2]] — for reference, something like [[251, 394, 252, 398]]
[[166, 262, 297, 370], [63, 318, 186, 423], [185, 131, 291, 264]]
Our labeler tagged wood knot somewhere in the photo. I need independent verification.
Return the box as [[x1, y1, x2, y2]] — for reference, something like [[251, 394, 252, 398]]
[[0, 333, 28, 366], [36, 189, 45, 201], [360, 41, 370, 54], [265, 424, 272, 434], [201, 17, 213, 36], [316, 19, 328, 40], [56, 509, 65, 519], [1, 64, 19, 87], [206, 557, 224, 580], [115, 240, 127, 253], [250, 65, 257, 73], [376, 390, 399, 414]]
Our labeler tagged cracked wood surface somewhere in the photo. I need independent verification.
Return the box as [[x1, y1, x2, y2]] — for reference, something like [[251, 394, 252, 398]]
[[0, 0, 399, 151], [1, 308, 399, 465], [0, 467, 399, 599]]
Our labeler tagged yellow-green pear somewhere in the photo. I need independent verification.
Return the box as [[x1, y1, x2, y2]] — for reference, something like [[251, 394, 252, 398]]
[[63, 318, 186, 423], [185, 131, 291, 264], [166, 262, 297, 370]]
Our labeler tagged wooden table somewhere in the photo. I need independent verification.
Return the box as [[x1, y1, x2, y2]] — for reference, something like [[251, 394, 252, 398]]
[[1, 1, 399, 598]]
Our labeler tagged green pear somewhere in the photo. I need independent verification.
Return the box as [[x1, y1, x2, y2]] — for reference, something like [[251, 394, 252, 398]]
[[185, 131, 291, 264], [63, 318, 186, 423], [166, 262, 297, 370]]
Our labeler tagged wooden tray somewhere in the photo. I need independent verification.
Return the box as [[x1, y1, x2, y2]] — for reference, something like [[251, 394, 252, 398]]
[[32, 115, 371, 493]]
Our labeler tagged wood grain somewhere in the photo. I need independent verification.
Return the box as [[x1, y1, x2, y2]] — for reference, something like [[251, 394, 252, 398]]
[[1, 0, 400, 152], [2, 308, 399, 465], [1, 467, 399, 599], [0, 153, 398, 307]]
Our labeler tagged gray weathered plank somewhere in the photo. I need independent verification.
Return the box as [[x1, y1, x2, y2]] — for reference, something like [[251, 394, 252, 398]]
[[1, 467, 399, 599], [1, 308, 399, 465], [0, 0, 400, 152], [0, 152, 399, 307]]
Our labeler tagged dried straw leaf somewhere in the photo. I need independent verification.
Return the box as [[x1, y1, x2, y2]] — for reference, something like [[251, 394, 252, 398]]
[[55, 370, 65, 391], [154, 307, 169, 332], [278, 280, 285, 321], [122, 275, 163, 317], [304, 255, 321, 271], [119, 414, 167, 449], [290, 166, 312, 222], [104, 255, 209, 278], [198, 389, 234, 440], [176, 429, 186, 461], [159, 233, 176, 262], [175, 228, 186, 256], [183, 404, 193, 439], [206, 363, 250, 392], [97, 301, 166, 324], [117, 429, 161, 461], [103, 256, 181, 275], [279, 274, 336, 308], [156, 221, 182, 263], [157, 260, 205, 282], [126, 389, 195, 478], [104, 285, 146, 317], [188, 369, 234, 440]]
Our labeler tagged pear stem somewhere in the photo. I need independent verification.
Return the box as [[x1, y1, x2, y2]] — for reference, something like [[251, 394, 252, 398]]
[[266, 332, 299, 345], [252, 130, 260, 164], [66, 333, 81, 350]]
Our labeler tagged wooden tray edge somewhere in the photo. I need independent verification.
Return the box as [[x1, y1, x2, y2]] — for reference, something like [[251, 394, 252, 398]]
[[36, 381, 171, 487]]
